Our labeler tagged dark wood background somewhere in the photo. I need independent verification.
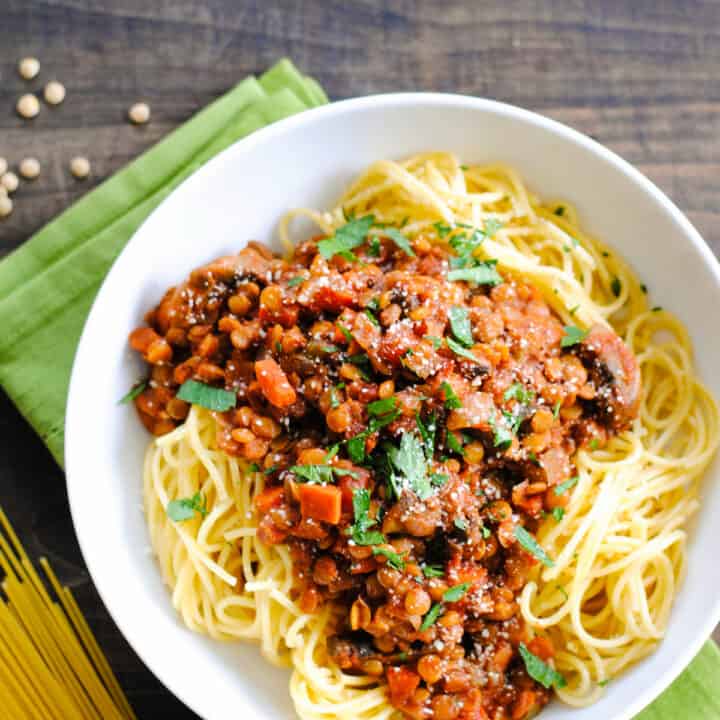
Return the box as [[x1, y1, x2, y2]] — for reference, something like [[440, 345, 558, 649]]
[[1, 1, 719, 717]]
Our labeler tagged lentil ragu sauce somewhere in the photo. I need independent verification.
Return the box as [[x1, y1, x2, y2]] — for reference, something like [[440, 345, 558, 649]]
[[128, 222, 640, 720]]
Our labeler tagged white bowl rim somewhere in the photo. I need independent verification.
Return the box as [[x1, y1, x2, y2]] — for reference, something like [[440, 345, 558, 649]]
[[65, 91, 720, 720]]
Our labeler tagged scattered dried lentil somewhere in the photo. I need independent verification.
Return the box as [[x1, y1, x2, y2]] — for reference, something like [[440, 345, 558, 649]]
[[44, 81, 66, 105], [16, 94, 40, 119], [128, 102, 151, 125], [70, 156, 90, 179], [18, 57, 40, 80]]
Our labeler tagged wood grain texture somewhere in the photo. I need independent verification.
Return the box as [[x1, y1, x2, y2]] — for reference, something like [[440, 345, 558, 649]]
[[0, 1, 718, 716]]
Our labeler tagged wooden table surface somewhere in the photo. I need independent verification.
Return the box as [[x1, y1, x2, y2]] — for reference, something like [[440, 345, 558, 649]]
[[1, 1, 719, 717]]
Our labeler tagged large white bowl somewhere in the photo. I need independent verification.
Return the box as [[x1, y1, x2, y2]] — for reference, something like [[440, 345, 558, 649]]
[[66, 94, 720, 720]]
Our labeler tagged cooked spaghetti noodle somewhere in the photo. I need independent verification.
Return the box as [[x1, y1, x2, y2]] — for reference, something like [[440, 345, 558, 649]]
[[140, 154, 719, 717]]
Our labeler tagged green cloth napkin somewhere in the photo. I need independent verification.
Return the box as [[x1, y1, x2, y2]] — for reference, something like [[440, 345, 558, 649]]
[[0, 58, 716, 720]]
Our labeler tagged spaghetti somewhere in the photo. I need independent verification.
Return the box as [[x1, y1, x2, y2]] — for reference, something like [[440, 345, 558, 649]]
[[0, 508, 136, 720], [140, 154, 719, 717]]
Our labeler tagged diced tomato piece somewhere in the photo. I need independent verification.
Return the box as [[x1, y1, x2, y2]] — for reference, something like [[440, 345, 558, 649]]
[[511, 690, 538, 720], [129, 326, 160, 353], [386, 666, 420, 706], [299, 485, 342, 524], [338, 472, 369, 513], [527, 635, 555, 661], [255, 358, 297, 408], [256, 515, 287, 545], [253, 486, 285, 514]]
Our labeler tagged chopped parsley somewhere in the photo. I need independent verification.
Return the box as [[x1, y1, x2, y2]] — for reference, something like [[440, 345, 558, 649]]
[[286, 275, 305, 287], [554, 476, 579, 496], [560, 325, 588, 348], [430, 472, 448, 487], [652, 306, 663, 312], [441, 381, 463, 409], [569, 304, 580, 316], [598, 679, 611, 687], [329, 387, 341, 409], [553, 400, 562, 419], [383, 228, 415, 256], [166, 492, 207, 522], [317, 215, 375, 261], [368, 236, 381, 257], [611, 276, 621, 297], [481, 525, 491, 539], [177, 379, 237, 412], [640, 283, 648, 294], [443, 582, 471, 602], [552, 507, 565, 522], [368, 397, 397, 417], [488, 414, 514, 451], [483, 218, 503, 237], [504, 383, 535, 404], [247, 463, 260, 473], [119, 380, 147, 404], [446, 431, 465, 456], [446, 337, 481, 363], [554, 206, 565, 216], [589, 438, 600, 450], [519, 643, 566, 689], [372, 546, 406, 571], [387, 433, 431, 499], [448, 306, 473, 347], [415, 412, 436, 458], [348, 488, 385, 546], [453, 518, 468, 532], [424, 335, 442, 349], [514, 526, 555, 567], [447, 260, 503, 286], [433, 222, 453, 239], [420, 602, 445, 631], [422, 564, 445, 578], [337, 324, 354, 343], [364, 308, 379, 326], [290, 464, 359, 484], [556, 585, 569, 601], [324, 444, 340, 461]]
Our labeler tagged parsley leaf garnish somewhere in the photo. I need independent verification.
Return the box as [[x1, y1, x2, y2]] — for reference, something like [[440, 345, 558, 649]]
[[519, 643, 566, 689], [290, 465, 359, 484], [560, 325, 588, 348], [433, 222, 452, 238], [383, 228, 415, 256], [448, 306, 473, 347], [443, 582, 471, 602], [422, 564, 445, 578], [554, 476, 579, 496], [386, 433, 431, 499], [177, 379, 236, 412], [372, 547, 406, 570], [420, 603, 445, 631], [488, 414, 514, 450], [368, 397, 397, 417], [337, 324, 354, 343], [318, 215, 375, 260], [503, 383, 535, 404], [348, 489, 385, 546], [446, 337, 481, 363], [415, 412, 436, 458], [287, 275, 305, 287], [441, 381, 462, 409], [119, 380, 147, 404], [446, 431, 465, 456], [514, 526, 555, 567], [166, 492, 208, 522], [447, 261, 503, 286], [552, 507, 565, 522]]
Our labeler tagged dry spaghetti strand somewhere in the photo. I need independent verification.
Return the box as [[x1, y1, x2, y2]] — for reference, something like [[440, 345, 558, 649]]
[[0, 508, 136, 720]]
